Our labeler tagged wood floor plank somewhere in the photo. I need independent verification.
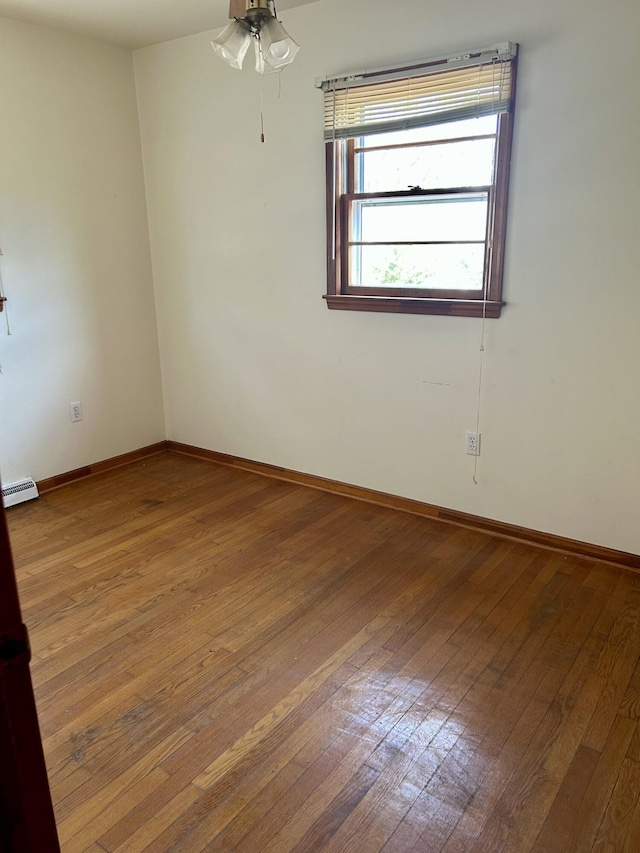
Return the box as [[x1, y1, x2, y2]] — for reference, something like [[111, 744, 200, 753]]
[[626, 722, 640, 763], [582, 589, 640, 750], [103, 784, 201, 853], [623, 773, 640, 853], [528, 745, 599, 852], [206, 655, 400, 851], [54, 728, 192, 837], [5, 452, 640, 852], [592, 757, 640, 852], [564, 714, 637, 852]]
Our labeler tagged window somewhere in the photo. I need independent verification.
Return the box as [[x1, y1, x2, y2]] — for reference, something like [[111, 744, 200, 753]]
[[319, 43, 518, 317]]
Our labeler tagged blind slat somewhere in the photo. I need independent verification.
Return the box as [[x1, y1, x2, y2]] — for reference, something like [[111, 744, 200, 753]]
[[322, 50, 517, 142]]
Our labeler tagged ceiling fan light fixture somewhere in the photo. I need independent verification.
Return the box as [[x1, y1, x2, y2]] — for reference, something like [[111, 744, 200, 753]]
[[214, 1, 300, 72], [211, 20, 252, 70], [259, 17, 300, 70]]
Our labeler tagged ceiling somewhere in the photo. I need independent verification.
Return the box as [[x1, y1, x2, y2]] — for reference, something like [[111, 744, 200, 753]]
[[0, 0, 321, 50]]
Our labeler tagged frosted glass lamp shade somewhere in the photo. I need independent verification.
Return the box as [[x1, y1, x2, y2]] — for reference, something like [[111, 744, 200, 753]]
[[260, 17, 300, 70], [211, 21, 251, 70], [254, 38, 280, 74]]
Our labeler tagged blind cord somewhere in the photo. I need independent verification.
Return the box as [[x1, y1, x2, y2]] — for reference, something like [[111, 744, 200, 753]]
[[473, 57, 501, 485], [331, 79, 338, 261], [0, 246, 10, 336], [473, 304, 487, 486]]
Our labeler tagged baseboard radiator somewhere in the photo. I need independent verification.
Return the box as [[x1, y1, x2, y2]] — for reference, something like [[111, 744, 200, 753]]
[[2, 477, 40, 508]]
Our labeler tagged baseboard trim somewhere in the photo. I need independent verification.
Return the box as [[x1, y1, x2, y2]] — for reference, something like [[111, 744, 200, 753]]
[[37, 442, 169, 494], [167, 441, 640, 573]]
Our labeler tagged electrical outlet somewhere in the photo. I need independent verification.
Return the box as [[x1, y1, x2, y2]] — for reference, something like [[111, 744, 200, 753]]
[[70, 402, 83, 423], [466, 431, 480, 456]]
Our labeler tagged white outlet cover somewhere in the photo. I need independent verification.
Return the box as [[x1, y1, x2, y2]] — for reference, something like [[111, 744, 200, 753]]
[[466, 431, 481, 456], [70, 402, 83, 422]]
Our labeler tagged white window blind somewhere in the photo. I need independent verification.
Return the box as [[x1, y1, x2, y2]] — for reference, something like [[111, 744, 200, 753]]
[[318, 43, 518, 142]]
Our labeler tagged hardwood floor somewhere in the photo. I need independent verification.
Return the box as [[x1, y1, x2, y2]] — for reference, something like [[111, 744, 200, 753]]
[[7, 452, 640, 852]]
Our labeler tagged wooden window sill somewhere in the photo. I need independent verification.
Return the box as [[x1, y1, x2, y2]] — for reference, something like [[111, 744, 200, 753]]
[[324, 295, 504, 318]]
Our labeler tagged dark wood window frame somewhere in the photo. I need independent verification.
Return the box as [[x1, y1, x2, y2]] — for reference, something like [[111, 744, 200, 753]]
[[323, 62, 517, 319]]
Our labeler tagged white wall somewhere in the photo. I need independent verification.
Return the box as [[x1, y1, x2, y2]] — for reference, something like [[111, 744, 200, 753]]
[[134, 0, 640, 555], [0, 17, 165, 484]]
